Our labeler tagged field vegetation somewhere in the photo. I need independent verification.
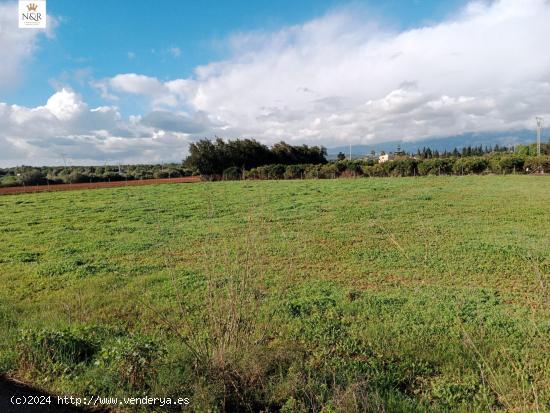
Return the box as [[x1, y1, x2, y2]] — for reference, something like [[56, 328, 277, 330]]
[[0, 176, 549, 412], [3, 141, 549, 189], [0, 164, 194, 188]]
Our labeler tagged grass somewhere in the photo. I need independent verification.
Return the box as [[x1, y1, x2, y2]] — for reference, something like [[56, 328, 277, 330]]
[[0, 175, 549, 412]]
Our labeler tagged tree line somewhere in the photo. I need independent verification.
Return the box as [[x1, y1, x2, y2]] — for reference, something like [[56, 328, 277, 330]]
[[413, 144, 512, 159], [0, 164, 193, 188], [184, 139, 549, 178], [183, 139, 327, 175], [239, 154, 549, 180], [2, 139, 548, 188]]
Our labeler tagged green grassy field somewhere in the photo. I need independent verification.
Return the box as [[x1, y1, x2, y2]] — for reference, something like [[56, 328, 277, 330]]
[[0, 176, 549, 412]]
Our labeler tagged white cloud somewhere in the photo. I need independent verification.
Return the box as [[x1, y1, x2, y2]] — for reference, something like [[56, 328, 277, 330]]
[[0, 1, 57, 89], [173, 0, 550, 145], [44, 89, 86, 120], [93, 73, 199, 110], [3, 0, 550, 166], [98, 0, 550, 147], [0, 89, 206, 166], [109, 74, 165, 96]]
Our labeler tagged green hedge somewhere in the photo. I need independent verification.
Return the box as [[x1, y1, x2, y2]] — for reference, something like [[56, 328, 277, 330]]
[[237, 155, 549, 181]]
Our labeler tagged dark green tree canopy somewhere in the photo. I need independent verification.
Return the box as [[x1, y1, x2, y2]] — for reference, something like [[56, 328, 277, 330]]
[[185, 138, 327, 174]]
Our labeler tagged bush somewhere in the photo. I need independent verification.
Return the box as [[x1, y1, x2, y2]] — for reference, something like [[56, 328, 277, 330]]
[[284, 164, 305, 179], [222, 166, 242, 180], [362, 163, 387, 177], [18, 327, 100, 373], [130, 171, 154, 180], [418, 159, 455, 175], [489, 155, 525, 174], [68, 171, 92, 183], [388, 159, 418, 177], [102, 172, 124, 182], [304, 164, 321, 179], [524, 155, 550, 173], [255, 164, 286, 179], [153, 169, 182, 179], [0, 175, 21, 187], [20, 170, 47, 186], [346, 161, 364, 175], [318, 163, 338, 178], [97, 335, 164, 390], [452, 157, 489, 175]]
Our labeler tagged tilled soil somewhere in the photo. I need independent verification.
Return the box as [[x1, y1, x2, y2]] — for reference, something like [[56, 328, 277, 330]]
[[0, 176, 201, 195]]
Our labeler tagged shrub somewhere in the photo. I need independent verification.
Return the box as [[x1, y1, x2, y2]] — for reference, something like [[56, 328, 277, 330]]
[[388, 159, 418, 177], [59, 171, 92, 184], [452, 157, 489, 175], [489, 155, 525, 174], [362, 163, 387, 177], [318, 163, 338, 178], [418, 159, 455, 175], [0, 175, 21, 187], [245, 168, 260, 180], [131, 171, 154, 180], [102, 172, 124, 182], [524, 155, 550, 173], [256, 164, 285, 179], [222, 166, 242, 180], [304, 164, 321, 179], [20, 170, 47, 186], [18, 327, 100, 373], [334, 160, 348, 174], [346, 161, 364, 175], [284, 164, 305, 179], [97, 335, 164, 390], [153, 169, 182, 179]]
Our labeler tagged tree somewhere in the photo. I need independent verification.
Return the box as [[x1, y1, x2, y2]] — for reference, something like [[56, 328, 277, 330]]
[[337, 152, 346, 161], [20, 170, 47, 186], [185, 139, 222, 175], [185, 138, 327, 175]]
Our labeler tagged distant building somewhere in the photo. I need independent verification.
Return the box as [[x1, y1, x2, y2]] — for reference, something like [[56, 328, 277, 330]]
[[378, 154, 395, 163]]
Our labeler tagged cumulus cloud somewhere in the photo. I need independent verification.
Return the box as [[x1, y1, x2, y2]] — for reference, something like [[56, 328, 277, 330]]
[[93, 74, 197, 109], [110, 74, 165, 96], [3, 0, 550, 166], [0, 1, 56, 89], [182, 0, 550, 145], [0, 89, 205, 166], [140, 110, 216, 133], [96, 0, 550, 147]]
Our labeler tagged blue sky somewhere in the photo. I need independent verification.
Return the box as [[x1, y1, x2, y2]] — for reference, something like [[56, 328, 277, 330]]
[[1, 0, 549, 166], [5, 0, 466, 108]]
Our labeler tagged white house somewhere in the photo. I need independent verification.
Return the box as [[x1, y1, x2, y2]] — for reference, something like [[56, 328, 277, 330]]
[[378, 154, 395, 163]]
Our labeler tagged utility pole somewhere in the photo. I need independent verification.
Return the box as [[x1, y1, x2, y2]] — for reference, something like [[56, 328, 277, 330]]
[[536, 117, 543, 157], [349, 144, 352, 161]]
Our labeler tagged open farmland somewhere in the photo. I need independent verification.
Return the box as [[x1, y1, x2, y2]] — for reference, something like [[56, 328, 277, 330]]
[[0, 176, 549, 412]]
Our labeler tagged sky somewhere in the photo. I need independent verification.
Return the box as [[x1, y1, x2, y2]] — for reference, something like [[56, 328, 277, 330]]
[[1, 0, 549, 166]]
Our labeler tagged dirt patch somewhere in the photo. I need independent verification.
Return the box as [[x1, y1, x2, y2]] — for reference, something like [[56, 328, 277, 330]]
[[0, 176, 201, 196]]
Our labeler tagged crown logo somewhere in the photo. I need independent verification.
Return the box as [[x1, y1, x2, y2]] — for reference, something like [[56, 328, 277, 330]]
[[26, 3, 38, 12]]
